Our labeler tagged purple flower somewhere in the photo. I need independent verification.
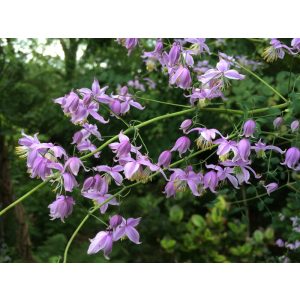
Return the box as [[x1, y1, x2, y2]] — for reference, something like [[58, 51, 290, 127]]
[[187, 87, 225, 106], [117, 38, 139, 55], [262, 39, 295, 62], [168, 42, 181, 67], [291, 120, 299, 133], [169, 65, 192, 89], [206, 164, 239, 189], [291, 38, 300, 51], [263, 182, 278, 195], [87, 230, 113, 259], [48, 195, 75, 222], [109, 215, 123, 228], [62, 172, 78, 192], [222, 159, 261, 185], [109, 132, 140, 158], [164, 166, 202, 197], [179, 119, 192, 133], [123, 154, 160, 182], [188, 127, 223, 149], [236, 139, 251, 162], [94, 165, 124, 186], [242, 119, 256, 138], [276, 239, 285, 247], [214, 138, 238, 160], [281, 147, 300, 170], [273, 117, 284, 129], [171, 136, 191, 156], [113, 217, 142, 244], [185, 38, 210, 55], [203, 170, 219, 193], [82, 174, 109, 195], [64, 157, 83, 176], [251, 139, 285, 158], [158, 150, 172, 168], [199, 59, 245, 88]]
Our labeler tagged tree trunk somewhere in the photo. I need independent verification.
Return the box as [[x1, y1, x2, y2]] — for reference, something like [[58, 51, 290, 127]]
[[0, 134, 35, 262]]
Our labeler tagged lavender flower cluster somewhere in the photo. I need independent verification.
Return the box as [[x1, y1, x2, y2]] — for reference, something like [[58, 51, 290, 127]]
[[16, 38, 300, 260]]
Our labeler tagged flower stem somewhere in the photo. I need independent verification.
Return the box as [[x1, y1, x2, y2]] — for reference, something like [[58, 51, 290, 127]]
[[0, 179, 50, 217]]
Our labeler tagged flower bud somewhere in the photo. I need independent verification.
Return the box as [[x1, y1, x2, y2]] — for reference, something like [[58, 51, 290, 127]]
[[109, 215, 123, 228], [263, 182, 278, 195], [158, 150, 172, 168], [282, 147, 300, 169], [179, 119, 192, 133], [242, 119, 256, 137], [291, 120, 299, 133], [171, 136, 191, 156], [110, 100, 121, 115], [238, 138, 251, 162], [273, 117, 284, 129], [168, 42, 181, 66]]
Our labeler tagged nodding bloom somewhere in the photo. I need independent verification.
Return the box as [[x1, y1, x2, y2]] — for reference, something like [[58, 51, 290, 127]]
[[117, 38, 139, 55], [158, 150, 172, 168], [199, 58, 245, 89], [87, 230, 114, 259], [109, 215, 123, 228], [48, 195, 75, 222], [281, 147, 300, 170], [273, 117, 284, 129], [169, 65, 192, 89], [64, 157, 84, 176], [242, 119, 256, 138], [206, 164, 239, 189], [291, 120, 299, 133], [203, 170, 219, 193], [167, 42, 181, 67], [109, 132, 141, 158], [187, 87, 225, 106], [263, 182, 278, 196], [78, 78, 111, 104], [185, 38, 210, 55], [251, 140, 285, 158], [276, 239, 285, 247], [187, 127, 223, 149], [113, 217, 142, 244], [81, 174, 118, 214], [221, 159, 261, 185], [123, 154, 160, 183], [110, 86, 145, 115], [143, 39, 163, 63], [262, 39, 295, 62], [164, 166, 203, 197], [291, 38, 300, 51], [236, 139, 251, 162], [62, 172, 78, 192], [171, 136, 191, 156], [214, 138, 238, 161], [179, 119, 193, 133], [93, 165, 124, 186]]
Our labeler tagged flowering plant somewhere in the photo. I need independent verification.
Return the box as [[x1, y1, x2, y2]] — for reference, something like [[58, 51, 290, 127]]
[[1, 38, 300, 263]]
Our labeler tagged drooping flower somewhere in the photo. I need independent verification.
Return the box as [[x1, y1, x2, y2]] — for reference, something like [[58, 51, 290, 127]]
[[64, 157, 84, 176], [214, 138, 238, 161], [291, 120, 299, 133], [273, 117, 284, 129], [48, 195, 75, 222], [188, 127, 223, 149], [93, 165, 124, 186], [164, 166, 203, 197], [263, 182, 278, 195], [169, 65, 192, 89], [167, 42, 181, 67], [117, 38, 139, 55], [171, 136, 191, 156], [242, 119, 256, 138], [236, 139, 251, 162], [109, 215, 123, 229], [206, 164, 239, 189], [185, 38, 210, 55], [62, 172, 78, 192], [291, 38, 300, 51], [281, 147, 300, 170], [203, 170, 219, 193], [113, 217, 142, 244], [179, 119, 192, 133], [251, 140, 285, 158], [262, 39, 295, 62], [158, 150, 172, 168], [199, 59, 245, 88], [87, 230, 114, 259]]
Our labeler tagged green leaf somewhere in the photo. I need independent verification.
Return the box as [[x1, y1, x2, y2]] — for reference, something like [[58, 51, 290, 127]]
[[169, 205, 184, 223], [190, 214, 206, 230]]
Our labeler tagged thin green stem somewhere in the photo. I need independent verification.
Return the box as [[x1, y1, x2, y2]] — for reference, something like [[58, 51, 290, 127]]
[[0, 179, 50, 217]]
